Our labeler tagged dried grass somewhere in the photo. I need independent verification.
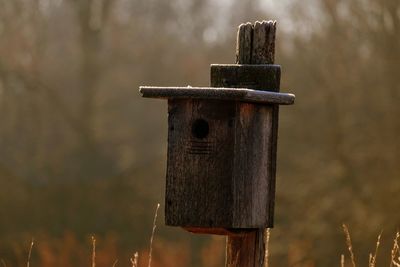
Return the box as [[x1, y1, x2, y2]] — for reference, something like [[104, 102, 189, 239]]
[[130, 252, 139, 267], [11, 220, 400, 267], [26, 239, 34, 267], [13, 204, 163, 267], [391, 232, 400, 267], [264, 228, 271, 267], [91, 236, 96, 267], [368, 231, 382, 267], [340, 225, 400, 267], [342, 224, 357, 267], [148, 203, 160, 267]]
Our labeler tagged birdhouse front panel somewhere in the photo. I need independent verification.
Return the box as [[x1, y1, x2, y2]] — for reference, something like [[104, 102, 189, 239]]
[[165, 98, 236, 228], [165, 99, 276, 230]]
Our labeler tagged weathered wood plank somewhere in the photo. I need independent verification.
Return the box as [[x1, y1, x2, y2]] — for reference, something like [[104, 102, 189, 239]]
[[236, 22, 253, 64], [232, 102, 274, 227], [139, 86, 294, 105], [251, 21, 276, 64], [210, 64, 281, 92], [165, 99, 236, 228]]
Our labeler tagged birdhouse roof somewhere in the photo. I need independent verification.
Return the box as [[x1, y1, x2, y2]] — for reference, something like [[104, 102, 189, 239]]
[[139, 86, 294, 105]]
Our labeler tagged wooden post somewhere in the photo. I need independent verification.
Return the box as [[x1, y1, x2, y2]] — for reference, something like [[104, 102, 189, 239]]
[[224, 20, 277, 267], [140, 19, 288, 267]]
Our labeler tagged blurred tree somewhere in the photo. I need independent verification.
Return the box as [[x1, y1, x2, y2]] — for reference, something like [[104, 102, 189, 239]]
[[273, 0, 400, 265]]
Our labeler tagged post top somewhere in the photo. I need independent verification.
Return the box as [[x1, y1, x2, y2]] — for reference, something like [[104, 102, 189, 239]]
[[139, 86, 295, 105]]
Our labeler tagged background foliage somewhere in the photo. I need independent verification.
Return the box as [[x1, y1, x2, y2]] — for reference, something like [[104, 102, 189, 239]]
[[0, 0, 398, 266]]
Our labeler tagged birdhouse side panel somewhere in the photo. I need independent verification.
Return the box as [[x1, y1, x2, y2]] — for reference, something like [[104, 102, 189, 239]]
[[210, 64, 280, 229], [165, 99, 236, 228], [232, 103, 275, 228]]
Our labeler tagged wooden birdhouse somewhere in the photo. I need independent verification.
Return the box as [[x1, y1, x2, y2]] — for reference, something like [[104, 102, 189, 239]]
[[139, 21, 295, 235], [140, 66, 294, 233]]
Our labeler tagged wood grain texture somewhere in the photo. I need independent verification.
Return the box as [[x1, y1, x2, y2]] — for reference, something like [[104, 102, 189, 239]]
[[236, 22, 253, 64], [232, 103, 274, 227], [165, 99, 236, 228], [251, 21, 276, 64], [226, 230, 265, 267]]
